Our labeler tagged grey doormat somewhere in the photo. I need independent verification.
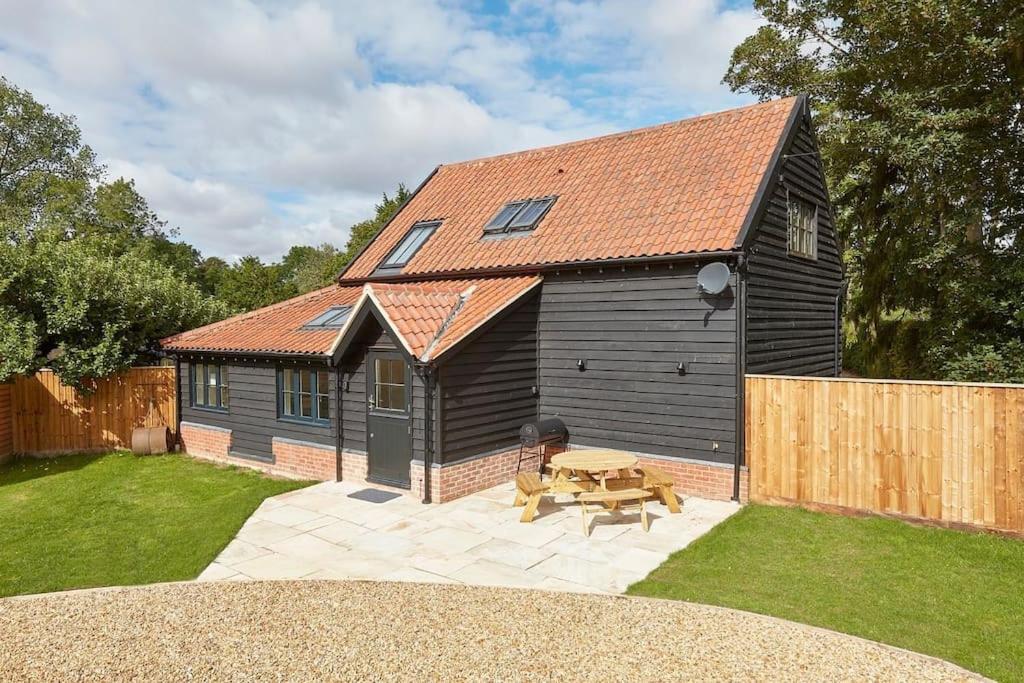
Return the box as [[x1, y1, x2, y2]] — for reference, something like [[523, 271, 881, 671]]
[[347, 488, 402, 504]]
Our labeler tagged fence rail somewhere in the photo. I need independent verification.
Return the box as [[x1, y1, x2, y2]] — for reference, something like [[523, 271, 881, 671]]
[[8, 368, 177, 455], [746, 374, 1024, 534]]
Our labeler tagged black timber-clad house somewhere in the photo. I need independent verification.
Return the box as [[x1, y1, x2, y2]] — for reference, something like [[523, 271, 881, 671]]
[[162, 95, 843, 503]]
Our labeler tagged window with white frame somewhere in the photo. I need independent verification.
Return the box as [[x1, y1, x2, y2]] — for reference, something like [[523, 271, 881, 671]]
[[788, 194, 818, 259]]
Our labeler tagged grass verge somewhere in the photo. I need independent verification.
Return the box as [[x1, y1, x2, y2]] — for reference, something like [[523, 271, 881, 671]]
[[628, 504, 1024, 681], [0, 451, 309, 597]]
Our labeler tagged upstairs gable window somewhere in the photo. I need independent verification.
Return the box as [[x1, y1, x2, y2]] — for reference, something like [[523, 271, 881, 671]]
[[787, 194, 818, 260], [378, 221, 440, 271], [483, 196, 556, 235]]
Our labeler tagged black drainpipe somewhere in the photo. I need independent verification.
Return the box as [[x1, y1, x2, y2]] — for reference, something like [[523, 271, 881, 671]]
[[834, 280, 847, 377], [419, 363, 435, 504], [733, 254, 747, 502], [342, 362, 350, 481]]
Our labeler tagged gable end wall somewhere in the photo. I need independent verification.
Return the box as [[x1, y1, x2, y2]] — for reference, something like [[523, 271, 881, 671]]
[[744, 112, 845, 376]]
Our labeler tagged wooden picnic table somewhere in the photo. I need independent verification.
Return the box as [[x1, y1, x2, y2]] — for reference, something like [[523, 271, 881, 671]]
[[548, 449, 640, 494]]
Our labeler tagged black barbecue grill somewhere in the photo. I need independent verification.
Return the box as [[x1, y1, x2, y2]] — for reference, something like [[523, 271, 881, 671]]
[[517, 418, 567, 473]]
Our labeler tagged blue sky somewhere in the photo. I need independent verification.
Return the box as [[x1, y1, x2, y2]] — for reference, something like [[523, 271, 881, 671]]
[[0, 0, 761, 260]]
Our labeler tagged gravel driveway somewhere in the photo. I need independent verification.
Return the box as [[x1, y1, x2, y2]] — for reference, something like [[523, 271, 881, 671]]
[[0, 581, 983, 681]]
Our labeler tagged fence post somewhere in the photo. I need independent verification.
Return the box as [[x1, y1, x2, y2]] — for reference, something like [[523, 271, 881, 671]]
[[0, 382, 13, 464]]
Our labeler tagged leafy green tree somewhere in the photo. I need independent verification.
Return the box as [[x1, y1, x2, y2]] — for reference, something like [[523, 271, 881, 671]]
[[343, 185, 410, 261], [280, 243, 347, 293], [214, 256, 291, 313], [0, 77, 100, 231], [725, 0, 1024, 380], [0, 79, 226, 387], [0, 228, 226, 387]]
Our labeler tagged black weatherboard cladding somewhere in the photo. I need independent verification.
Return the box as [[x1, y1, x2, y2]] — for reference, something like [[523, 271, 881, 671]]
[[179, 358, 337, 461], [538, 264, 738, 465], [439, 292, 539, 463], [744, 112, 844, 376], [337, 319, 433, 462]]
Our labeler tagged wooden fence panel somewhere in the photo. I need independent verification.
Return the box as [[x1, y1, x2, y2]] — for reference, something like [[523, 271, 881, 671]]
[[0, 383, 13, 463], [10, 368, 177, 455], [746, 374, 1024, 534]]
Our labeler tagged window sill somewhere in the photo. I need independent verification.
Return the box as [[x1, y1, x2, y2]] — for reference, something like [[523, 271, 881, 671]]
[[277, 416, 331, 429], [191, 405, 229, 414], [787, 251, 818, 262]]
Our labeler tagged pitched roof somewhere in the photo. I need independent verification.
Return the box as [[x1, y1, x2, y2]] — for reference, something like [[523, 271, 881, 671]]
[[351, 276, 541, 361], [341, 97, 798, 280], [161, 285, 362, 355], [160, 276, 540, 360]]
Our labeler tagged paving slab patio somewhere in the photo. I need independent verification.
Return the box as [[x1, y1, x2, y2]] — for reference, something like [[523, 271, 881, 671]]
[[198, 479, 739, 593]]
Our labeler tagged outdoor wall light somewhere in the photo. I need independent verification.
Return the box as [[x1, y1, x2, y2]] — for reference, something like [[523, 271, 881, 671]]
[[576, 359, 586, 371], [677, 361, 687, 375]]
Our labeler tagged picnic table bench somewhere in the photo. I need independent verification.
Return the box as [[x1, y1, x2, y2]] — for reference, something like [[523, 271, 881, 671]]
[[577, 488, 651, 536]]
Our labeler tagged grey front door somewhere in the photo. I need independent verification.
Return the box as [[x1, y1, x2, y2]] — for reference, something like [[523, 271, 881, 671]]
[[366, 350, 412, 488]]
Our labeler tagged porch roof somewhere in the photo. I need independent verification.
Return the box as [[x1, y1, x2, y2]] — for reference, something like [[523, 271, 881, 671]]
[[160, 275, 541, 362]]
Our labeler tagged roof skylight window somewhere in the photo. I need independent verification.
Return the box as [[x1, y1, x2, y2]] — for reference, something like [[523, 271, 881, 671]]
[[303, 306, 352, 329], [483, 196, 556, 235], [379, 220, 440, 270]]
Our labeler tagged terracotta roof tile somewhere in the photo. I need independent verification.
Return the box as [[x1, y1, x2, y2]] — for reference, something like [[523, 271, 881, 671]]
[[160, 276, 540, 360], [366, 276, 540, 360], [161, 285, 362, 355], [341, 97, 796, 280]]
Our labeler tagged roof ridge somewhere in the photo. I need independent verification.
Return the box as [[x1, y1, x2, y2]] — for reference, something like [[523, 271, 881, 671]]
[[161, 284, 343, 344], [441, 97, 797, 169], [421, 285, 475, 361]]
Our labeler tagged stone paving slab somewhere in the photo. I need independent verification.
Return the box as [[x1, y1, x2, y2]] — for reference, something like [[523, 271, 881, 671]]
[[200, 479, 739, 594]]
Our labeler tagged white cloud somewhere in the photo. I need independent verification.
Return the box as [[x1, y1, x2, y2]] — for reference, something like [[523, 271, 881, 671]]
[[518, 0, 762, 118], [0, 0, 756, 260]]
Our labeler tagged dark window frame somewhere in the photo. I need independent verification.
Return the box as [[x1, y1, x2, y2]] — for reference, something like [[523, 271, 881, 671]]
[[190, 363, 229, 412], [483, 196, 557, 235], [303, 306, 353, 329], [786, 190, 818, 260], [276, 367, 331, 426], [376, 220, 441, 272]]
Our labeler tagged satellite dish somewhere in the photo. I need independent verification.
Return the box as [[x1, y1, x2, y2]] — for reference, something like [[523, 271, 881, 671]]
[[697, 262, 731, 295]]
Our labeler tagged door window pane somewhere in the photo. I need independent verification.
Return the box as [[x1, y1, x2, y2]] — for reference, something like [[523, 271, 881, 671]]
[[374, 358, 406, 411], [389, 383, 406, 410]]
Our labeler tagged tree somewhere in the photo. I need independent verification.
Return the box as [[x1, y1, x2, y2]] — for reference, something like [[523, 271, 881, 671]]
[[343, 185, 411, 261], [280, 243, 347, 294], [214, 256, 291, 313], [0, 77, 100, 232], [0, 79, 226, 387], [0, 228, 226, 387], [725, 1, 1024, 380]]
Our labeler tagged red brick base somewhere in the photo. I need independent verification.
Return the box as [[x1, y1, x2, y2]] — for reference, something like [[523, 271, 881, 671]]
[[422, 444, 746, 504], [424, 446, 551, 503], [181, 421, 348, 482], [635, 455, 747, 502], [179, 422, 231, 459], [340, 450, 369, 485], [272, 438, 335, 481]]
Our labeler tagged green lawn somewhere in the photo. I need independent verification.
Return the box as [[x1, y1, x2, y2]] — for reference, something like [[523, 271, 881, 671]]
[[629, 504, 1024, 681], [0, 451, 310, 597]]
